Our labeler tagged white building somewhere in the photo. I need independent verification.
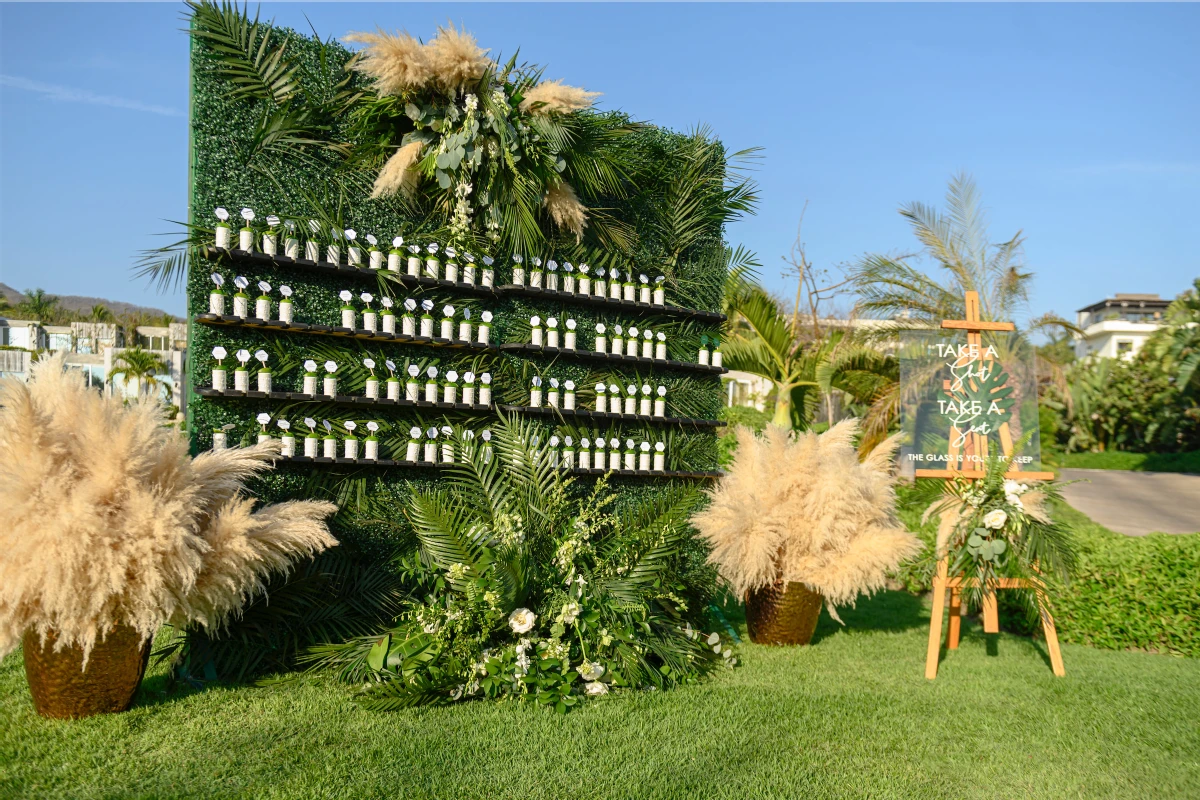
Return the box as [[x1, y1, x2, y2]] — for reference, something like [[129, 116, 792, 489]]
[[1074, 293, 1170, 360], [0, 317, 188, 411]]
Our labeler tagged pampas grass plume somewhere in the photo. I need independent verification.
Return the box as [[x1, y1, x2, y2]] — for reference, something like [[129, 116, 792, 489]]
[[519, 79, 601, 115], [0, 355, 338, 664], [371, 141, 426, 199], [345, 28, 432, 95], [692, 420, 921, 615], [543, 181, 588, 242], [426, 23, 491, 92]]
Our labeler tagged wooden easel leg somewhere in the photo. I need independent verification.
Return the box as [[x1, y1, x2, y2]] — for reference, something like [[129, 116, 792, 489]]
[[925, 558, 949, 679], [981, 590, 999, 634], [946, 588, 962, 650], [1041, 610, 1066, 677]]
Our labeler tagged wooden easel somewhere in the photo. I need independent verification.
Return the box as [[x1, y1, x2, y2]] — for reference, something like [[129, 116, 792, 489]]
[[915, 291, 1064, 679]]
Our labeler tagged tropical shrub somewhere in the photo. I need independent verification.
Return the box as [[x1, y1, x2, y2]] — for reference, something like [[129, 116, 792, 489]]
[[299, 416, 733, 712], [0, 355, 338, 662]]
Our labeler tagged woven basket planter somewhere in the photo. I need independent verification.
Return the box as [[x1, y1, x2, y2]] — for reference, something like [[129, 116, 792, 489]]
[[23, 625, 152, 719], [746, 581, 823, 645]]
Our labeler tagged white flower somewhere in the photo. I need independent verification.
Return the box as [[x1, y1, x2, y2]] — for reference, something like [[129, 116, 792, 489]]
[[508, 607, 536, 633], [1006, 493, 1024, 510], [577, 661, 605, 681], [585, 682, 608, 696], [561, 601, 581, 624], [983, 509, 1008, 530]]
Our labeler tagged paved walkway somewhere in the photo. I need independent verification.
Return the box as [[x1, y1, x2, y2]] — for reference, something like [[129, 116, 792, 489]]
[[1059, 468, 1200, 536]]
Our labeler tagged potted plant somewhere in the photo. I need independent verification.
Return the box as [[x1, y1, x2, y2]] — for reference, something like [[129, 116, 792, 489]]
[[444, 246, 459, 283], [361, 293, 377, 332], [593, 267, 607, 298], [562, 262, 575, 294], [530, 257, 544, 289], [655, 331, 667, 361], [364, 421, 381, 461], [623, 438, 636, 471], [238, 208, 256, 251], [639, 441, 652, 472], [380, 297, 395, 333], [424, 366, 439, 403], [212, 422, 236, 451], [611, 324, 624, 356], [303, 417, 320, 457], [712, 337, 723, 368], [405, 364, 420, 401], [277, 419, 295, 457], [562, 436, 575, 468], [594, 382, 607, 413], [345, 229, 361, 266], [563, 380, 576, 410], [653, 275, 666, 306], [406, 243, 422, 277], [302, 360, 319, 396], [363, 358, 379, 399], [338, 291, 356, 329], [477, 311, 493, 345], [593, 437, 607, 470], [462, 371, 476, 406], [255, 349, 271, 392], [284, 220, 300, 259], [262, 215, 281, 256], [213, 207, 231, 249], [278, 285, 294, 324], [639, 383, 652, 416], [321, 420, 337, 459], [443, 370, 458, 404], [511, 254, 526, 286], [0, 355, 336, 719], [343, 421, 359, 458], [425, 242, 441, 280], [626, 326, 639, 357], [608, 383, 621, 416], [323, 360, 338, 397], [478, 372, 492, 407], [594, 323, 607, 354], [366, 234, 382, 270], [401, 298, 417, 336], [653, 440, 666, 472], [639, 274, 652, 304], [419, 300, 435, 338], [578, 264, 591, 295], [423, 426, 438, 463], [255, 281, 272, 321], [458, 308, 473, 343], [698, 334, 710, 366], [232, 276, 250, 319], [440, 305, 455, 340], [546, 317, 559, 348], [546, 259, 559, 292], [547, 378, 560, 408], [211, 346, 228, 391], [530, 315, 543, 347], [209, 272, 226, 315], [622, 271, 635, 302], [655, 385, 667, 418], [405, 426, 422, 462], [481, 255, 495, 288], [387, 236, 404, 272], [305, 219, 322, 262], [623, 384, 637, 416], [256, 413, 273, 445], [462, 252, 477, 286], [692, 421, 922, 645], [440, 425, 454, 463], [642, 329, 654, 359], [326, 227, 342, 265], [233, 349, 251, 392], [385, 360, 400, 400]]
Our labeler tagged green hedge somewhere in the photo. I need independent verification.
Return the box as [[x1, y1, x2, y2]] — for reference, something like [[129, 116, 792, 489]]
[[891, 484, 1200, 657], [1050, 450, 1200, 473]]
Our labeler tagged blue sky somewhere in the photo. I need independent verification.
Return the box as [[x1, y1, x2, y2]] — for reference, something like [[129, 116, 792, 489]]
[[1, 2, 1197, 322]]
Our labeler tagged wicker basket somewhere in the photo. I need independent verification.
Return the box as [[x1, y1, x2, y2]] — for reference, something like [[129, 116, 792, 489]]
[[746, 581, 823, 645], [23, 625, 152, 719]]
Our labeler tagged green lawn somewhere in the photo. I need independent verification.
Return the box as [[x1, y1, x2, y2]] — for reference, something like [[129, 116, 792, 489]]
[[1050, 450, 1200, 473], [4, 593, 1199, 799]]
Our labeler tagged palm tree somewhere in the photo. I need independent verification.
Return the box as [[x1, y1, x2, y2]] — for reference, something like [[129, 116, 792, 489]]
[[19, 289, 61, 323], [1154, 278, 1200, 397], [88, 304, 115, 323], [109, 347, 170, 398]]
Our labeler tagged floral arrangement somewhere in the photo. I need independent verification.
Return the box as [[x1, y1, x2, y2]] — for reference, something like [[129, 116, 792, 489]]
[[343, 23, 627, 251], [303, 416, 733, 711], [923, 443, 1077, 616], [0, 355, 338, 662]]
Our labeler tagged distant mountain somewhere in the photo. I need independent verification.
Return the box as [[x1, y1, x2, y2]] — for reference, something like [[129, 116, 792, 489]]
[[0, 283, 182, 321]]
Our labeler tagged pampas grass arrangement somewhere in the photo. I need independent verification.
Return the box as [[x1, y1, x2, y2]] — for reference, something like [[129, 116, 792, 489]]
[[0, 355, 338, 664], [371, 140, 426, 199], [693, 420, 921, 620], [519, 79, 601, 115], [346, 23, 491, 96], [543, 181, 588, 241]]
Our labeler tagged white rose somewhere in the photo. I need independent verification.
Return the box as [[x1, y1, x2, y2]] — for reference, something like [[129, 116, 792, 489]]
[[508, 607, 536, 634], [983, 509, 1008, 530], [577, 661, 605, 681], [1003, 480, 1023, 497], [585, 681, 609, 696]]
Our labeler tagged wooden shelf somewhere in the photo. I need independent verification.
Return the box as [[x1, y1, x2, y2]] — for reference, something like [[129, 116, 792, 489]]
[[194, 387, 493, 413], [268, 454, 721, 479], [498, 403, 724, 429], [498, 342, 727, 375], [206, 248, 497, 298], [495, 283, 725, 323], [202, 250, 725, 321], [195, 313, 496, 352]]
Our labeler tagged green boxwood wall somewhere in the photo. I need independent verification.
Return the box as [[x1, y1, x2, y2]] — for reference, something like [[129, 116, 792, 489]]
[[187, 23, 728, 559]]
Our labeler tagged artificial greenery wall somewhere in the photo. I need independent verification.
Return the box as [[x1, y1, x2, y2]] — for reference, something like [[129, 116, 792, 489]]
[[185, 9, 733, 565]]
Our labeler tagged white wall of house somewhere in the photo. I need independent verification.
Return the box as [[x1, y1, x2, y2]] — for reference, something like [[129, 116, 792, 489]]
[[1074, 293, 1169, 361]]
